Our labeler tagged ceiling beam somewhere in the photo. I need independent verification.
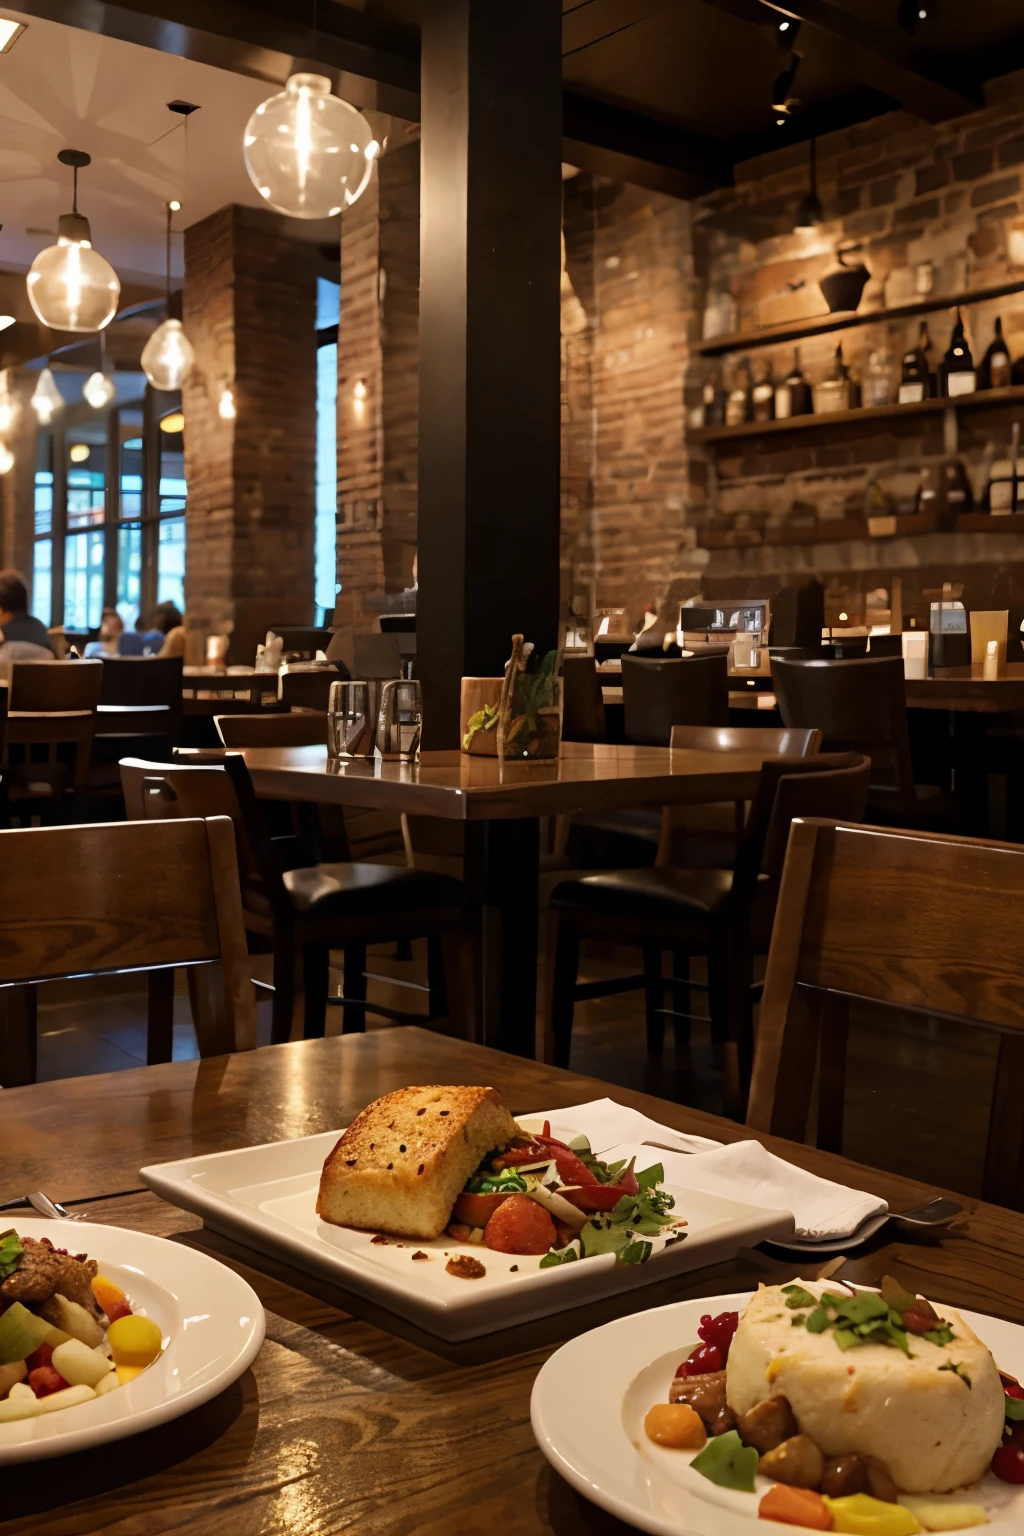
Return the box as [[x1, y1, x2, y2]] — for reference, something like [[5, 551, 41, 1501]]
[[9, 0, 421, 118], [564, 92, 734, 198], [562, 0, 675, 58], [753, 0, 983, 123]]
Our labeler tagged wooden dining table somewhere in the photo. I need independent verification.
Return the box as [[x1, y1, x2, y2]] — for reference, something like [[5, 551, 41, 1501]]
[[4, 1028, 1024, 1536], [211, 741, 773, 1058]]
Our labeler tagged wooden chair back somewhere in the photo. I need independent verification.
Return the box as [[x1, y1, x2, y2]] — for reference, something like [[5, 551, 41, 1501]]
[[669, 724, 821, 756], [621, 652, 729, 745], [216, 712, 327, 748], [95, 656, 184, 751], [561, 655, 606, 743], [747, 818, 1024, 1207], [770, 655, 917, 819], [279, 668, 342, 711], [0, 817, 256, 1058], [6, 660, 104, 807], [8, 659, 103, 712]]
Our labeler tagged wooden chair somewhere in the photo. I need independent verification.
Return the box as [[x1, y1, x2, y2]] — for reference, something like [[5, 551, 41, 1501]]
[[545, 752, 870, 1118], [621, 653, 729, 745], [561, 655, 606, 743], [89, 657, 185, 797], [747, 819, 1024, 1208], [0, 815, 257, 1087], [120, 754, 471, 1042], [771, 655, 954, 828], [216, 712, 327, 748], [5, 660, 103, 821]]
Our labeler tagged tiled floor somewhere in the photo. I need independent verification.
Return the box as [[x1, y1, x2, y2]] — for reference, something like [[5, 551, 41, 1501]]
[[30, 940, 996, 1200]]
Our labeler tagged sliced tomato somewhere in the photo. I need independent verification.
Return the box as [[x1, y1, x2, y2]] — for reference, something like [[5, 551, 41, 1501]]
[[452, 1191, 514, 1226], [484, 1194, 557, 1255], [559, 1183, 635, 1212]]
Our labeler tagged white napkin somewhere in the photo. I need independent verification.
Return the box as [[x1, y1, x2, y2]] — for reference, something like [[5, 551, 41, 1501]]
[[676, 1139, 888, 1242], [520, 1097, 722, 1157]]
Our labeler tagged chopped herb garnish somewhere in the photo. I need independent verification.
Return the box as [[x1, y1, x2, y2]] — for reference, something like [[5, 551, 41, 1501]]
[[0, 1229, 21, 1282], [924, 1323, 955, 1348], [1005, 1395, 1024, 1422], [782, 1284, 817, 1310], [939, 1361, 972, 1388], [806, 1305, 831, 1334], [620, 1239, 653, 1265], [539, 1245, 578, 1268]]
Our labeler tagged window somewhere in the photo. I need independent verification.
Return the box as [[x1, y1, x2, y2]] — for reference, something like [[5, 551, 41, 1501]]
[[315, 275, 339, 618], [32, 433, 53, 624], [156, 412, 186, 611], [117, 414, 144, 621], [64, 426, 107, 629]]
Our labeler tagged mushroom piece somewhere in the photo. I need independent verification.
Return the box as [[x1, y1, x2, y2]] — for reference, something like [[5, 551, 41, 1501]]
[[736, 1395, 799, 1454], [821, 1453, 870, 1499], [669, 1371, 736, 1436], [759, 1434, 826, 1490]]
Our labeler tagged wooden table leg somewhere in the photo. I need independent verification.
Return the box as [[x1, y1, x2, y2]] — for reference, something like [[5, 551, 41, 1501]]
[[464, 818, 540, 1058], [0, 984, 37, 1087]]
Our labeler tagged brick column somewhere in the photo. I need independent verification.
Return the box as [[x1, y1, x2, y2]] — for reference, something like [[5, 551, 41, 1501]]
[[336, 141, 420, 633], [182, 205, 316, 665], [0, 370, 40, 587]]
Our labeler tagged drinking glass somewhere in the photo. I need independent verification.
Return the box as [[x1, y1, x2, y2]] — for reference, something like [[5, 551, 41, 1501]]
[[327, 679, 381, 758], [375, 678, 422, 760]]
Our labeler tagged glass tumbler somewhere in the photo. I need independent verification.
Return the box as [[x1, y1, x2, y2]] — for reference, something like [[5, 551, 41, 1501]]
[[327, 679, 381, 758], [375, 678, 422, 760]]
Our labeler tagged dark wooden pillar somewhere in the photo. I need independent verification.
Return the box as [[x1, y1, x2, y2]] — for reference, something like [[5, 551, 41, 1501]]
[[417, 0, 562, 746]]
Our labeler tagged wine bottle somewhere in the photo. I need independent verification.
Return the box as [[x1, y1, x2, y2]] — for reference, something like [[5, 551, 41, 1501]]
[[942, 308, 976, 397], [776, 348, 811, 419], [751, 360, 776, 423], [979, 316, 1011, 390], [898, 322, 931, 404], [725, 358, 753, 426], [813, 343, 852, 414]]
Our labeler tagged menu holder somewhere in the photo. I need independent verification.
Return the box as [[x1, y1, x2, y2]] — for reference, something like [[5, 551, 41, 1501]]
[[970, 610, 1008, 669], [902, 630, 928, 680]]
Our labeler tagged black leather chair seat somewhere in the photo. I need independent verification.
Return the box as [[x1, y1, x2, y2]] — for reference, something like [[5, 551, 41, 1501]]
[[282, 862, 464, 917], [550, 865, 735, 920]]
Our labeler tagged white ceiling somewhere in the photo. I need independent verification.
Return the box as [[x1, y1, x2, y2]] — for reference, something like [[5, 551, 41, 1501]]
[[0, 8, 348, 287]]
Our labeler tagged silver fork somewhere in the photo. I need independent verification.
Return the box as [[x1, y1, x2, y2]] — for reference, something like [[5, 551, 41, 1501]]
[[0, 1192, 81, 1220]]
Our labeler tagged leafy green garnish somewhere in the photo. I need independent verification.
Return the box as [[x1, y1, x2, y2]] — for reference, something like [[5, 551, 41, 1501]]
[[939, 1361, 972, 1388], [791, 1287, 918, 1356], [1005, 1394, 1024, 1421], [0, 1230, 22, 1282], [782, 1284, 817, 1310], [924, 1323, 955, 1348], [806, 1304, 831, 1334], [690, 1431, 759, 1493], [465, 1167, 528, 1194], [620, 1239, 653, 1265], [539, 1245, 579, 1268], [636, 1163, 665, 1193]]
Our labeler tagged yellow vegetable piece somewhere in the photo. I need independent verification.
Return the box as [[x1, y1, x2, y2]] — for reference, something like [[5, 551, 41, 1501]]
[[106, 1314, 163, 1369], [643, 1402, 707, 1450], [901, 1502, 989, 1533], [115, 1363, 146, 1386], [825, 1494, 922, 1536]]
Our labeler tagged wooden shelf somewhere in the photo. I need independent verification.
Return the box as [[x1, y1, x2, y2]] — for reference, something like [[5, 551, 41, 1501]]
[[694, 276, 1024, 359], [698, 510, 1024, 553], [690, 384, 1024, 446]]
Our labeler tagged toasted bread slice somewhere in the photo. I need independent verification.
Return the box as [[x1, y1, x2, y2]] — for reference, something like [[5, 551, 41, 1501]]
[[316, 1085, 519, 1240]]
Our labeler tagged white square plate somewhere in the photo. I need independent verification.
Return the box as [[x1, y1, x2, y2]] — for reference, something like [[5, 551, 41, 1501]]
[[141, 1112, 795, 1341]]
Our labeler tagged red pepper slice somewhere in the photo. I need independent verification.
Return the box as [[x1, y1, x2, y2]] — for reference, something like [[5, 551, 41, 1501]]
[[619, 1157, 639, 1196], [559, 1183, 635, 1212]]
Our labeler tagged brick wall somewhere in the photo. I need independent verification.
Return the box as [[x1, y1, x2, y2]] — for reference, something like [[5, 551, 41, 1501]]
[[183, 204, 316, 664], [686, 71, 1024, 624]]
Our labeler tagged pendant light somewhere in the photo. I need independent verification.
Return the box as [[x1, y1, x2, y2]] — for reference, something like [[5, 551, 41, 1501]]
[[794, 139, 823, 232], [0, 443, 13, 476], [27, 150, 120, 333], [141, 201, 195, 391], [0, 373, 16, 435], [31, 366, 63, 425], [243, 73, 378, 219], [83, 327, 116, 410]]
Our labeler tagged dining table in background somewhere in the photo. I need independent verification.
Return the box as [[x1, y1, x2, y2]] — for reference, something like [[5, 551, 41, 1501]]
[[4, 1028, 1024, 1536], [214, 741, 774, 1058]]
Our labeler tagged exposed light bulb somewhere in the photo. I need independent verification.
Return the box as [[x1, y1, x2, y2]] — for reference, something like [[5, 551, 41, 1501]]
[[83, 369, 116, 410], [242, 73, 377, 219], [169, 199, 181, 212], [27, 153, 119, 333], [141, 318, 195, 391], [353, 378, 367, 400], [218, 387, 236, 420], [69, 442, 90, 463], [160, 410, 184, 434], [31, 367, 63, 424], [0, 316, 14, 333], [0, 442, 13, 475]]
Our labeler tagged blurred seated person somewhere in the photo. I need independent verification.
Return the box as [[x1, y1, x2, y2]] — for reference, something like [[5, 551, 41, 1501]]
[[119, 611, 165, 656], [159, 624, 186, 658], [84, 607, 124, 657], [0, 568, 52, 651]]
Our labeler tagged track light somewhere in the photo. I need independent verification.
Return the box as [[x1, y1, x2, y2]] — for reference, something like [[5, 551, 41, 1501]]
[[771, 58, 801, 115], [898, 0, 931, 31], [775, 17, 802, 47]]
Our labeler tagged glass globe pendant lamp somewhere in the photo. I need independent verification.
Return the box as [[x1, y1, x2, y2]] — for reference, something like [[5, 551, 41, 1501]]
[[141, 202, 195, 391], [243, 73, 378, 219], [27, 150, 120, 333], [0, 443, 13, 476], [83, 327, 116, 410], [31, 366, 63, 425]]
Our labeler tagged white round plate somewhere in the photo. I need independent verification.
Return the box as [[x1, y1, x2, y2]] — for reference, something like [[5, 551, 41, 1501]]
[[0, 1217, 265, 1463], [762, 1210, 890, 1256], [531, 1288, 1024, 1536]]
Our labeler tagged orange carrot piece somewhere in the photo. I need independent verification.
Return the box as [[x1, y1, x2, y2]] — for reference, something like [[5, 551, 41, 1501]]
[[759, 1484, 833, 1530]]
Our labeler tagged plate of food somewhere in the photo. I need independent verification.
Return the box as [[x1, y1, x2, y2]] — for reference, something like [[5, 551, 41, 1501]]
[[0, 1218, 264, 1463], [531, 1277, 1024, 1534], [141, 1086, 795, 1341]]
